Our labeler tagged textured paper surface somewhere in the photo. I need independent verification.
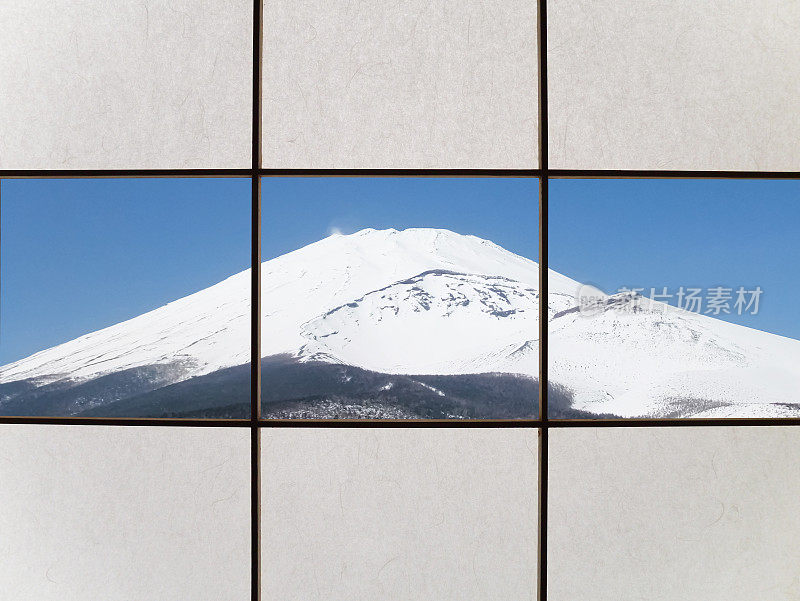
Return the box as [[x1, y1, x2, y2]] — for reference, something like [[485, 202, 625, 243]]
[[262, 0, 538, 169], [0, 1, 252, 169], [548, 427, 800, 600], [262, 428, 539, 600], [0, 425, 250, 601], [548, 0, 800, 170]]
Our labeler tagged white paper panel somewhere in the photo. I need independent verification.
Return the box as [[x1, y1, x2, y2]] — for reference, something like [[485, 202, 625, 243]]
[[548, 427, 800, 600], [0, 425, 250, 600], [262, 0, 538, 169], [548, 1, 800, 170], [0, 1, 252, 169], [262, 428, 539, 600]]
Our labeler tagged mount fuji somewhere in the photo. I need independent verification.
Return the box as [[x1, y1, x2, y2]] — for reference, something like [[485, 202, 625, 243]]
[[1, 227, 799, 418]]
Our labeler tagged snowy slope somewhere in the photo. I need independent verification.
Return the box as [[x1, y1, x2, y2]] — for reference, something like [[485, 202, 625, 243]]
[[549, 288, 800, 418], [0, 270, 250, 387], [297, 270, 538, 376]]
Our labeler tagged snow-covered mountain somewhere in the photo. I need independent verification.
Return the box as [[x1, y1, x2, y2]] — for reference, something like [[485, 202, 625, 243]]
[[2, 227, 799, 418], [0, 228, 539, 417]]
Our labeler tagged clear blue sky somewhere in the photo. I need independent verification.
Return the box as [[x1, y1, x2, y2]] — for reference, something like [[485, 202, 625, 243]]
[[550, 179, 800, 340], [262, 177, 539, 261], [1, 178, 250, 365]]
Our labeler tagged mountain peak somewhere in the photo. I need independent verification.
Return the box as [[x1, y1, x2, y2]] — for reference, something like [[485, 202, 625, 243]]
[[330, 227, 528, 258], [346, 226, 457, 238]]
